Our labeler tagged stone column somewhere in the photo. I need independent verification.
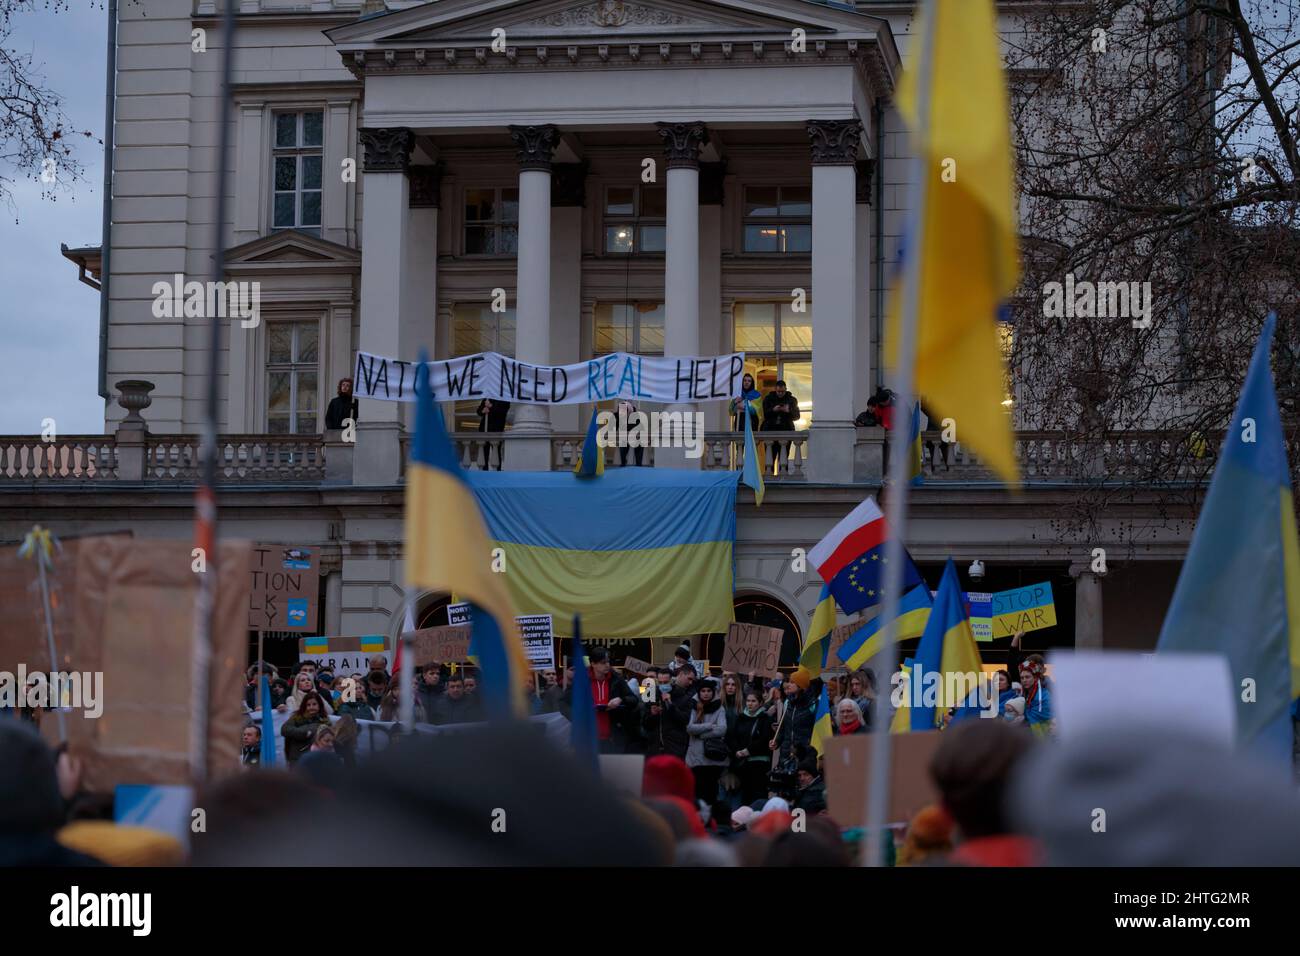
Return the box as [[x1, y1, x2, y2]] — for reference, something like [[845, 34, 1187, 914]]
[[656, 121, 709, 470], [354, 127, 414, 485], [807, 119, 863, 484], [1071, 562, 1105, 650], [507, 125, 561, 470], [404, 163, 441, 433], [325, 569, 343, 636]]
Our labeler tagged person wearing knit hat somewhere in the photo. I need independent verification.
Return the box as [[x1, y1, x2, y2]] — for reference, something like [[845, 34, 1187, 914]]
[[642, 754, 696, 804], [0, 722, 103, 866]]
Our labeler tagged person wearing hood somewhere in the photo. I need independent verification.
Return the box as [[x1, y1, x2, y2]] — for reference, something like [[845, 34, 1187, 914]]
[[728, 688, 774, 806], [730, 372, 762, 432], [282, 691, 330, 764], [685, 677, 729, 805]]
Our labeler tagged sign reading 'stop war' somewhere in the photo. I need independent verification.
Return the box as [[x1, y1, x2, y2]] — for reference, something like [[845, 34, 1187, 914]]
[[991, 582, 1057, 637], [353, 350, 746, 405], [249, 545, 319, 631]]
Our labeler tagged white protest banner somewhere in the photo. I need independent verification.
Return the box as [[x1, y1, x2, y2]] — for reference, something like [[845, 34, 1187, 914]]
[[518, 614, 555, 672], [354, 350, 746, 405], [298, 635, 389, 675]]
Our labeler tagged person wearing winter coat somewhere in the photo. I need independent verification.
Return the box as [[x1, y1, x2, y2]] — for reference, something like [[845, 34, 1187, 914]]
[[685, 678, 729, 805], [728, 689, 774, 806], [281, 691, 330, 764], [562, 647, 640, 753], [643, 667, 692, 759]]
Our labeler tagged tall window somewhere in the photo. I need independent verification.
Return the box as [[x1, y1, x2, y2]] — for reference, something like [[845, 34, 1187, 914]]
[[593, 302, 664, 355], [451, 304, 516, 430], [272, 111, 323, 235], [603, 185, 666, 254], [464, 187, 519, 255], [733, 302, 813, 429], [742, 185, 811, 253], [266, 321, 319, 434]]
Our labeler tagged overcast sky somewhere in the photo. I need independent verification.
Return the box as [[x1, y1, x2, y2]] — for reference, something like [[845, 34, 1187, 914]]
[[0, 1, 1292, 437], [0, 3, 107, 434]]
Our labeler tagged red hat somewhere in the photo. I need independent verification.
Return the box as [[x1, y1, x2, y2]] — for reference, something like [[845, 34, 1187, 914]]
[[642, 755, 695, 804]]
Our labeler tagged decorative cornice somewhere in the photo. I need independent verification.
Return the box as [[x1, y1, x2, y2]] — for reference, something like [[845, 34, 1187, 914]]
[[551, 162, 589, 207], [508, 124, 561, 171], [526, 1, 693, 30], [807, 118, 862, 166], [408, 163, 443, 208], [656, 121, 709, 169], [700, 161, 727, 205], [359, 127, 414, 173], [856, 158, 875, 205]]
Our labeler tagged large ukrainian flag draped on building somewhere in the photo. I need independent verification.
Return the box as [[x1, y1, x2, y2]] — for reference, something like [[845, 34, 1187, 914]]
[[910, 558, 983, 732], [1158, 313, 1300, 756], [405, 354, 529, 719], [467, 469, 738, 639], [886, 0, 1020, 485]]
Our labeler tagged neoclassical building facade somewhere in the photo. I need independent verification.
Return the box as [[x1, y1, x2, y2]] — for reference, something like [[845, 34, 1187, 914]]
[[9, 0, 1201, 672]]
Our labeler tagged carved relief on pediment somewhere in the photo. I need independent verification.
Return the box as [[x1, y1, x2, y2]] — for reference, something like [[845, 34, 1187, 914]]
[[525, 1, 694, 30]]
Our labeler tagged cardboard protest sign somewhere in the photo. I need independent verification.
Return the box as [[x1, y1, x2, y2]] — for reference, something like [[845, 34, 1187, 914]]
[[0, 534, 250, 791], [721, 622, 783, 678], [828, 619, 866, 667], [965, 592, 993, 641], [403, 626, 472, 666], [824, 731, 944, 827], [623, 656, 653, 676], [991, 582, 1056, 637], [298, 635, 389, 674], [518, 614, 555, 672], [248, 544, 319, 631]]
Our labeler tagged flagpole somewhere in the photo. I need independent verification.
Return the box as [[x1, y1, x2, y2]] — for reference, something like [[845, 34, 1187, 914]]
[[398, 592, 417, 733], [33, 542, 67, 744], [862, 0, 937, 867]]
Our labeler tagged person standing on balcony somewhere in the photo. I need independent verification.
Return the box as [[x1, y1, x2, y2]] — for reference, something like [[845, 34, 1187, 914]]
[[761, 380, 800, 474], [324, 377, 358, 431], [617, 400, 644, 466], [476, 398, 511, 470]]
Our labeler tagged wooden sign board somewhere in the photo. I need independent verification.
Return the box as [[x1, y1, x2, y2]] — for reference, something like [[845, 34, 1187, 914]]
[[248, 544, 319, 632], [824, 731, 944, 828], [623, 656, 653, 676], [404, 626, 471, 666], [721, 622, 783, 678]]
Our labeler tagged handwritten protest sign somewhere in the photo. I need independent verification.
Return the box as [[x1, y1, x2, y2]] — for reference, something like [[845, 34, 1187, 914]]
[[248, 544, 319, 631], [298, 635, 388, 674], [404, 626, 472, 666], [623, 656, 653, 676], [991, 582, 1057, 637], [721, 622, 783, 678], [354, 350, 746, 405], [965, 592, 993, 642]]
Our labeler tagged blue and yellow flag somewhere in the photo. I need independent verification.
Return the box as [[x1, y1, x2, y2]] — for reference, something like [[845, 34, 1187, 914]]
[[908, 402, 924, 486], [573, 409, 605, 477], [467, 469, 736, 639], [910, 558, 983, 731], [837, 584, 933, 671], [569, 614, 599, 773], [797, 584, 837, 680], [886, 0, 1020, 486], [1158, 313, 1300, 757], [811, 683, 833, 757], [742, 399, 765, 506], [405, 352, 528, 719]]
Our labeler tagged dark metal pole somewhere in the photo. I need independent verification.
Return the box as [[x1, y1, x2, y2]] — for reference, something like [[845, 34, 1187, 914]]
[[190, 0, 237, 785]]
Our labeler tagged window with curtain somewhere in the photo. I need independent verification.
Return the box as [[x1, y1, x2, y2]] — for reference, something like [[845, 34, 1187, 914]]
[[463, 187, 519, 255], [450, 304, 517, 431], [266, 321, 320, 434]]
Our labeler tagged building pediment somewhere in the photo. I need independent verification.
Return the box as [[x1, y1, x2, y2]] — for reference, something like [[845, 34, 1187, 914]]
[[328, 0, 886, 46], [224, 231, 361, 281]]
